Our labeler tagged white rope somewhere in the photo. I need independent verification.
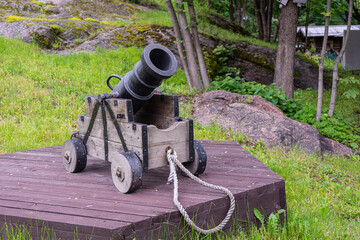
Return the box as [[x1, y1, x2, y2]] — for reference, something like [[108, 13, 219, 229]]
[[166, 148, 236, 234]]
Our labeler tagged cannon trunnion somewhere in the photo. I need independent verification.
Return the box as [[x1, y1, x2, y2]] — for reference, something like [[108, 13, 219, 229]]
[[61, 44, 207, 193]]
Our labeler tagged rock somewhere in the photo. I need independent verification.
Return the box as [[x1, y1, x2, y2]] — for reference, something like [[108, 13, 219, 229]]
[[193, 90, 353, 155]]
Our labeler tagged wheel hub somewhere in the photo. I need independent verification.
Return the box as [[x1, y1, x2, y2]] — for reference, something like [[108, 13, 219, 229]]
[[116, 167, 125, 182], [64, 151, 72, 164]]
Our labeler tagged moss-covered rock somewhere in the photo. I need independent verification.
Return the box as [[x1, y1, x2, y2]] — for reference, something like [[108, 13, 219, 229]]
[[29, 25, 61, 49]]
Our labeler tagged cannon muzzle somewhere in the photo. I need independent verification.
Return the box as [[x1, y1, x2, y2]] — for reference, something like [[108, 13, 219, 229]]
[[107, 44, 177, 112]]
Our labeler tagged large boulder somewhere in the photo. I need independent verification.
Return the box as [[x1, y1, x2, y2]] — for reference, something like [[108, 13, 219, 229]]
[[193, 90, 353, 155]]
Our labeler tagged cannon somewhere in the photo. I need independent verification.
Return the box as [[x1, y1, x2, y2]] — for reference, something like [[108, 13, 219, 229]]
[[61, 44, 207, 193]]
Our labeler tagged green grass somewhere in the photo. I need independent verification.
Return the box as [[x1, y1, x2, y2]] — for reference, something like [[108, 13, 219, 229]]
[[1, 34, 360, 239], [0, 37, 186, 154], [133, 9, 172, 27]]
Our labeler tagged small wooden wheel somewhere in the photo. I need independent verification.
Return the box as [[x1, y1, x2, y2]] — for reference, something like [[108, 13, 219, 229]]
[[62, 138, 87, 173], [111, 152, 143, 193], [182, 140, 207, 176]]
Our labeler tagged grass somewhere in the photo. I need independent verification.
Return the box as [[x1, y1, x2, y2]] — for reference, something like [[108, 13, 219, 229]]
[[133, 9, 173, 27], [1, 36, 359, 239], [0, 37, 187, 154]]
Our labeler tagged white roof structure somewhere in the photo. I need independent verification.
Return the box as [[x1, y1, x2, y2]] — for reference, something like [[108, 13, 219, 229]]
[[297, 25, 360, 37]]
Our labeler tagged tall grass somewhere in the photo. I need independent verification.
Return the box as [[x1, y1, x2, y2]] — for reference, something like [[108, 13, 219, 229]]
[[0, 37, 359, 239]]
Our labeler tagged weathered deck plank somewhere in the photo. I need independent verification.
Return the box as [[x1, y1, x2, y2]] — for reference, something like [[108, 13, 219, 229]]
[[0, 141, 286, 240]]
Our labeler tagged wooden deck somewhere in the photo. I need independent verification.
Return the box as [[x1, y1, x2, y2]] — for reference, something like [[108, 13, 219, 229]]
[[0, 141, 286, 240]]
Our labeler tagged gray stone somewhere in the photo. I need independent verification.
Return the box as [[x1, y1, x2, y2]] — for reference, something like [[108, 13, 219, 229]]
[[193, 90, 353, 155]]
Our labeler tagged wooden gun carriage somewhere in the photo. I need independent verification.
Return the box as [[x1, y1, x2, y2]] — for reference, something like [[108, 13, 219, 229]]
[[61, 44, 207, 193]]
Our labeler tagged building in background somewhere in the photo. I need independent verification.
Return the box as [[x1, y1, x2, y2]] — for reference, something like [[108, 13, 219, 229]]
[[297, 25, 360, 53]]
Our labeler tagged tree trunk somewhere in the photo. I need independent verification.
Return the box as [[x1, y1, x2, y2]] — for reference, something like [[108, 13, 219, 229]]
[[316, 0, 331, 123], [236, 0, 241, 25], [266, 0, 273, 42], [241, 0, 248, 27], [273, 0, 299, 98], [328, 0, 353, 116], [253, 0, 264, 40], [229, 0, 235, 22], [305, 0, 311, 50], [176, 0, 203, 91], [260, 0, 268, 41], [165, 0, 192, 89], [207, 0, 210, 8], [271, 19, 279, 43], [187, 0, 210, 89]]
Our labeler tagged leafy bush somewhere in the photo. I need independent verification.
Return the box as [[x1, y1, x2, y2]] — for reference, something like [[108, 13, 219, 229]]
[[211, 75, 301, 117], [293, 104, 360, 150]]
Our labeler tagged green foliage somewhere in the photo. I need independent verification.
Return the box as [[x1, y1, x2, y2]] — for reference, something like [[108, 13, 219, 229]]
[[293, 104, 360, 150], [254, 208, 286, 238], [298, 0, 357, 25], [339, 76, 360, 99], [212, 44, 237, 74], [212, 76, 301, 117], [211, 45, 301, 117]]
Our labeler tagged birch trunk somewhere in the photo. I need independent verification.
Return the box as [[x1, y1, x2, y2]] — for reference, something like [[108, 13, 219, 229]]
[[165, 0, 192, 89], [328, 0, 353, 116], [316, 0, 331, 122], [176, 0, 203, 91], [187, 0, 210, 89], [305, 0, 311, 49]]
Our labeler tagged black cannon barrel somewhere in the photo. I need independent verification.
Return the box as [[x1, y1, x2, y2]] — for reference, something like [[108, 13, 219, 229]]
[[110, 44, 177, 112]]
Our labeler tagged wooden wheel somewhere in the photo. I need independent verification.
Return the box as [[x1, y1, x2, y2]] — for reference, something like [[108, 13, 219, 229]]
[[62, 138, 87, 173], [182, 140, 207, 176], [111, 152, 143, 193]]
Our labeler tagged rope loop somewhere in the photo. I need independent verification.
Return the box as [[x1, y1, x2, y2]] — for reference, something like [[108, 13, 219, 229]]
[[166, 148, 236, 234]]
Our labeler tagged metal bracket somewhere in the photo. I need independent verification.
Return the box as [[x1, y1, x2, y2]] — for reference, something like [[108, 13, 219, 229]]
[[117, 114, 125, 119], [174, 95, 179, 117], [141, 125, 148, 170]]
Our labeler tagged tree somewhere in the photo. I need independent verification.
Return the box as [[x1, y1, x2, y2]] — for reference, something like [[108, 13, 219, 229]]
[[165, 0, 192, 88], [165, 0, 210, 91], [236, 0, 248, 27], [316, 0, 331, 123], [305, 0, 311, 50], [328, 0, 354, 116], [253, 0, 274, 41], [273, 0, 299, 98], [187, 0, 210, 88], [347, 0, 360, 22]]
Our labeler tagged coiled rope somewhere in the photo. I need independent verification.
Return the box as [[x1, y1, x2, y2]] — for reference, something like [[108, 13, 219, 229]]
[[166, 148, 236, 234]]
